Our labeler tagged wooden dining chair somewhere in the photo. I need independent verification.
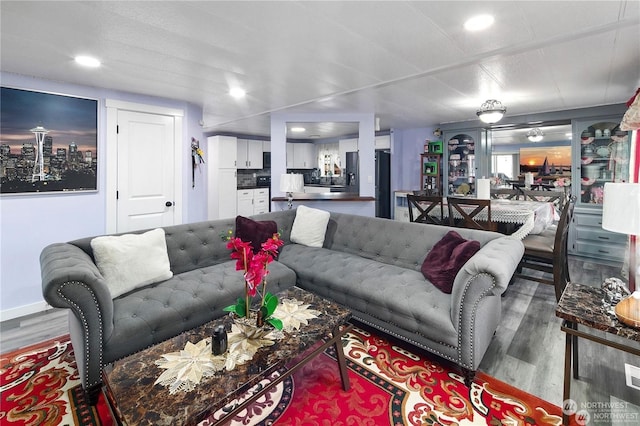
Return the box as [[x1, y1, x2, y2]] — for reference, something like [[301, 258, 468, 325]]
[[531, 183, 556, 191], [520, 189, 567, 211], [507, 180, 525, 190], [515, 196, 576, 301], [407, 194, 445, 225], [446, 197, 497, 231], [490, 188, 520, 200]]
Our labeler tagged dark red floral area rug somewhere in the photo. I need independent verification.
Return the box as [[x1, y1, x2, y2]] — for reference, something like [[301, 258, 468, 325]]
[[0, 337, 112, 426], [1, 328, 563, 425]]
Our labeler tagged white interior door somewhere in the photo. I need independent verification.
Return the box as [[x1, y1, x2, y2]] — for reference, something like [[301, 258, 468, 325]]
[[116, 110, 176, 232]]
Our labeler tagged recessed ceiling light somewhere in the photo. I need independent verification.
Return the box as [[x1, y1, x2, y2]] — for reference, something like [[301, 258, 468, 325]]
[[291, 127, 306, 133], [464, 14, 495, 31], [229, 87, 246, 98], [74, 55, 101, 68]]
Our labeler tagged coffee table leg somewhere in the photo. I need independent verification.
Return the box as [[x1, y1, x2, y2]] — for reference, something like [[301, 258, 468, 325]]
[[333, 324, 352, 391]]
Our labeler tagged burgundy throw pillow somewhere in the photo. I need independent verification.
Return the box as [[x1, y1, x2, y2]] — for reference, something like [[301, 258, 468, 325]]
[[421, 230, 481, 294], [235, 216, 278, 254]]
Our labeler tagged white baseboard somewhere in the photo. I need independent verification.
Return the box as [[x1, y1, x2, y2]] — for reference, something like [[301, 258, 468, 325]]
[[0, 301, 52, 322]]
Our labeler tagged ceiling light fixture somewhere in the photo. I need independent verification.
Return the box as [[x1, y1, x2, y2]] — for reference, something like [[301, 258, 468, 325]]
[[74, 55, 101, 68], [290, 127, 306, 133], [229, 87, 246, 98], [527, 127, 544, 142], [476, 99, 506, 124], [464, 14, 495, 31]]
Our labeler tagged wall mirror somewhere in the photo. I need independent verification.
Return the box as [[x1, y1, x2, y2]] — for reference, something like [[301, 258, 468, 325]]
[[489, 121, 572, 184], [285, 121, 359, 194]]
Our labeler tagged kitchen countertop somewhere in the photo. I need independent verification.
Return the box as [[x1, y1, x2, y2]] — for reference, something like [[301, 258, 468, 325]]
[[272, 193, 375, 202], [239, 184, 352, 190], [237, 185, 270, 190], [304, 183, 347, 188]]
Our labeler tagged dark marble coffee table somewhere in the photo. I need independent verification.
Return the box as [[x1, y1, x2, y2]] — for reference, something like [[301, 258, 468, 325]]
[[102, 286, 352, 425]]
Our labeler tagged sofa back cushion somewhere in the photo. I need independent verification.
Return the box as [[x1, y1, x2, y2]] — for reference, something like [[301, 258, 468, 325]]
[[70, 211, 299, 277], [322, 212, 499, 272], [71, 218, 237, 275]]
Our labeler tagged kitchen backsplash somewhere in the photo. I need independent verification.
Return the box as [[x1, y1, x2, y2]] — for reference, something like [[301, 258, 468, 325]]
[[237, 169, 270, 187], [237, 168, 346, 187]]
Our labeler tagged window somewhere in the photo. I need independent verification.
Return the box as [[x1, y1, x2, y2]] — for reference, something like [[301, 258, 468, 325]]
[[491, 154, 516, 180]]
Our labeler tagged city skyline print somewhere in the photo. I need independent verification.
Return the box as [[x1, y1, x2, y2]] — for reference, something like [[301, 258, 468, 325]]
[[0, 87, 98, 194]]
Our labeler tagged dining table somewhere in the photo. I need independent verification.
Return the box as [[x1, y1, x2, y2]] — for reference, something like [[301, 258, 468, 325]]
[[443, 198, 558, 239]]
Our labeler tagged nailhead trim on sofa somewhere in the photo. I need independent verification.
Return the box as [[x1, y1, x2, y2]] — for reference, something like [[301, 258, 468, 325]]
[[58, 281, 103, 389]]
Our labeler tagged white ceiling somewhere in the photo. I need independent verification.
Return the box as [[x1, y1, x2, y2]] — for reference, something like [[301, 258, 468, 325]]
[[1, 1, 639, 139]]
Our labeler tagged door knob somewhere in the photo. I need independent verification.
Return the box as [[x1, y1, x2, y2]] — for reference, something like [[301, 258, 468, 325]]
[[165, 201, 173, 207]]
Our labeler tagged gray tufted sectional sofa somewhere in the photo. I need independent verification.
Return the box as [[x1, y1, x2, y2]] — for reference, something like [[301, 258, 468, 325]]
[[41, 208, 523, 403]]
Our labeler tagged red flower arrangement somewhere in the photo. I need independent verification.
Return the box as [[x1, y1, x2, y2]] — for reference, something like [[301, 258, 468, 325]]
[[222, 231, 284, 329]]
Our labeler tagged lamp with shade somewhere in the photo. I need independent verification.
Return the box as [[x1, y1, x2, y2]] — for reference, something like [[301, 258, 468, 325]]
[[280, 174, 304, 210], [602, 182, 640, 327]]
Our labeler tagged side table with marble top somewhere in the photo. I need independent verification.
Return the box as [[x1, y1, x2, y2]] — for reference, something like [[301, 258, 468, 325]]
[[555, 282, 640, 425]]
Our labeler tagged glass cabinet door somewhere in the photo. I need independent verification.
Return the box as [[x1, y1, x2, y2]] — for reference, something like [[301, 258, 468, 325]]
[[446, 133, 476, 195], [577, 120, 630, 205]]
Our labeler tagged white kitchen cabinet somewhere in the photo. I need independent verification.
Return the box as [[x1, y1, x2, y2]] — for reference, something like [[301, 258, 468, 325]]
[[295, 143, 316, 168], [286, 143, 294, 168], [339, 138, 358, 165], [253, 188, 270, 214], [237, 188, 270, 216], [286, 143, 315, 169], [263, 141, 271, 152], [207, 136, 238, 219], [237, 189, 255, 216], [237, 139, 263, 169], [375, 135, 390, 150], [217, 169, 238, 219], [212, 135, 238, 168]]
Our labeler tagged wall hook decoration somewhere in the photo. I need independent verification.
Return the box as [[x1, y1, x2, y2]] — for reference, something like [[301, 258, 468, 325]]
[[191, 137, 205, 188]]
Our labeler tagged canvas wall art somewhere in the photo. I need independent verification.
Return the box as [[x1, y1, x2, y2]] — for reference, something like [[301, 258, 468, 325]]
[[519, 145, 572, 176], [0, 87, 98, 195]]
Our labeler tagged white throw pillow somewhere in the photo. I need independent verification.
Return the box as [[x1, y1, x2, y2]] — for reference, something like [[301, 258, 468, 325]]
[[91, 228, 173, 298], [290, 205, 330, 248]]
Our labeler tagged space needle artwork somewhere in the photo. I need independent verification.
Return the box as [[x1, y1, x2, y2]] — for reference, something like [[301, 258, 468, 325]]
[[1, 87, 98, 194], [30, 125, 49, 182]]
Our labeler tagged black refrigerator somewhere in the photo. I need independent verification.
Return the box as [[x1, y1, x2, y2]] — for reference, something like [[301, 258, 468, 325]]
[[345, 152, 359, 191], [375, 150, 391, 218]]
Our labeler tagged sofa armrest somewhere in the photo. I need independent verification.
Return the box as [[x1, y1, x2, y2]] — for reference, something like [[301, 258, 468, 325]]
[[448, 237, 524, 368], [451, 236, 524, 303], [40, 243, 114, 341]]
